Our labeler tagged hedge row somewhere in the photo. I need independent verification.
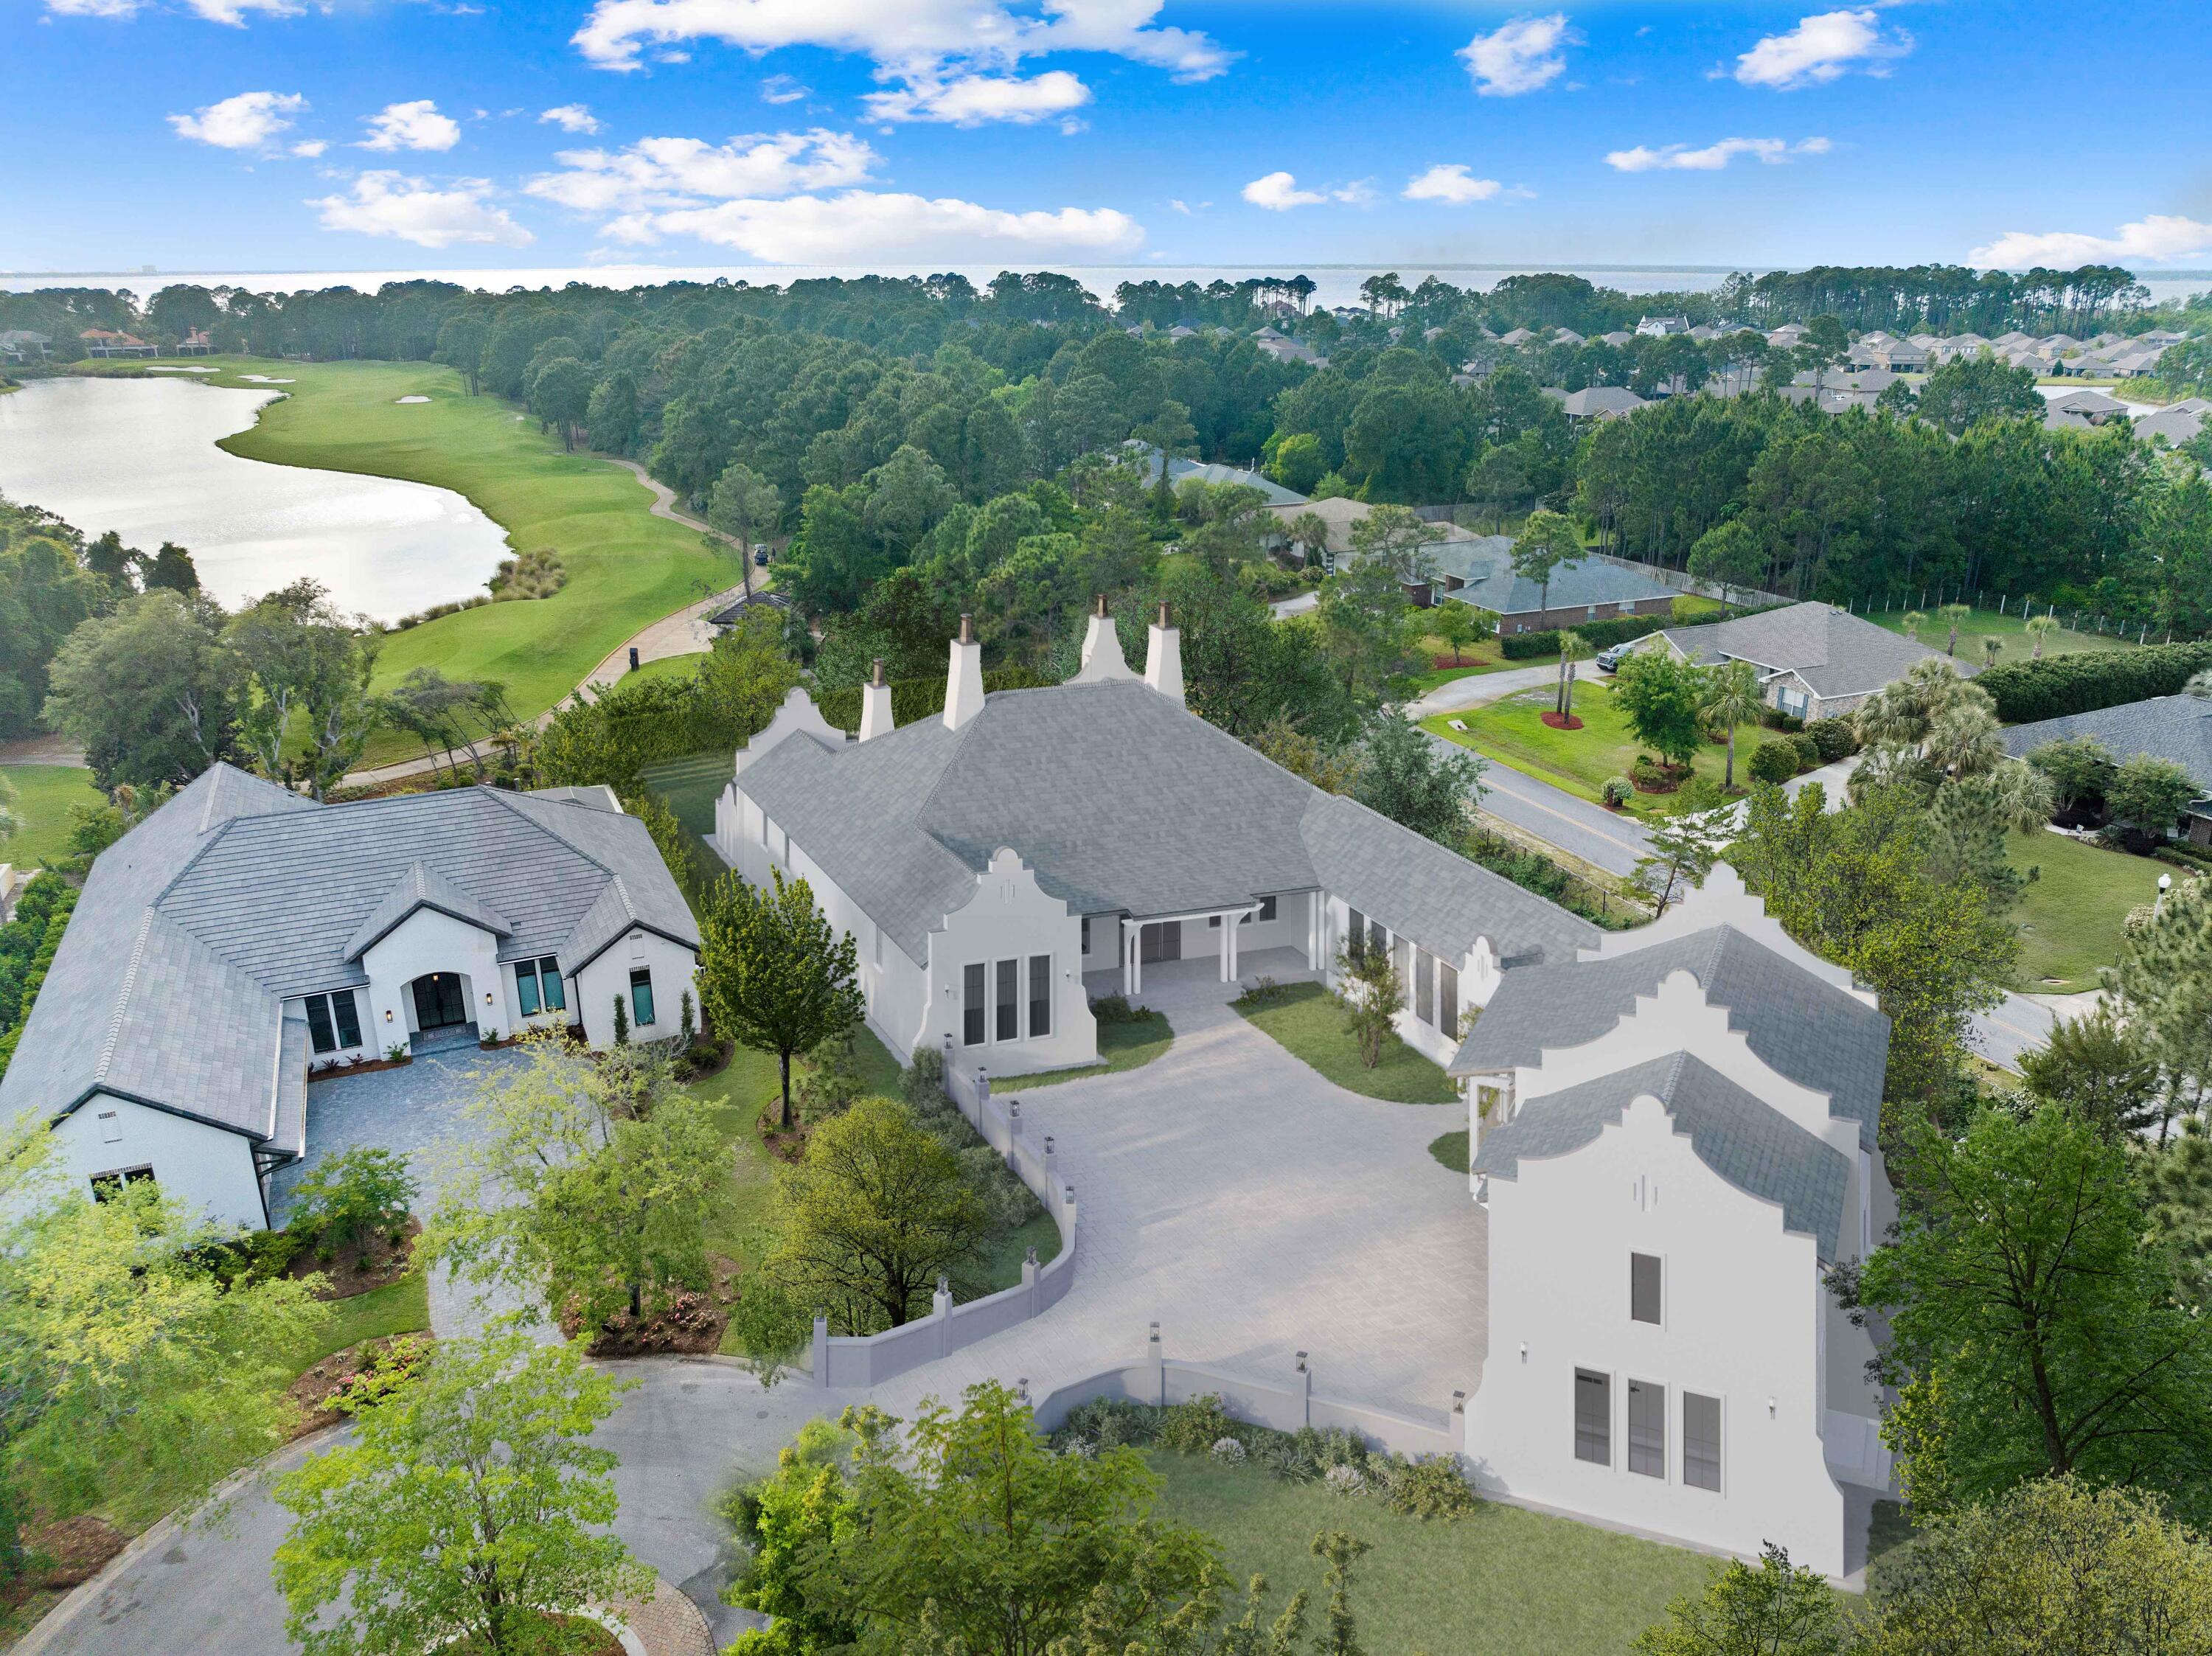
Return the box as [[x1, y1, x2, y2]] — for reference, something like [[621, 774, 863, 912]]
[[815, 664, 1057, 732], [1975, 641, 2212, 724]]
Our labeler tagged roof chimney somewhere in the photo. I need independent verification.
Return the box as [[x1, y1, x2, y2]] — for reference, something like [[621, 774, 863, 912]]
[[944, 614, 986, 730], [1144, 602, 1184, 706], [1073, 594, 1136, 683], [859, 657, 895, 741]]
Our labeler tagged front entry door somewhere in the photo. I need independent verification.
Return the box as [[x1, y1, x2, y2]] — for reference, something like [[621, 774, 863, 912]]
[[411, 972, 467, 1031], [1140, 921, 1182, 964]]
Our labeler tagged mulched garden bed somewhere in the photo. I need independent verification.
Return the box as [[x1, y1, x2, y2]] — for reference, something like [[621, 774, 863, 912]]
[[1538, 711, 1584, 730], [571, 1257, 737, 1357], [308, 1053, 411, 1082], [1430, 654, 1480, 669], [287, 1217, 420, 1299], [287, 1334, 435, 1438], [12, 1517, 127, 1596], [757, 1103, 811, 1163]]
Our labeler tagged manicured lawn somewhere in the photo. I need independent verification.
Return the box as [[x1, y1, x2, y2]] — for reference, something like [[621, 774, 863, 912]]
[[1428, 1129, 1470, 1173], [184, 357, 726, 757], [0, 764, 102, 869], [1425, 679, 1787, 818], [287, 1273, 431, 1373], [1232, 981, 1457, 1104], [2007, 829, 2171, 990], [1864, 604, 2131, 664], [993, 1011, 1174, 1090], [1145, 1450, 1725, 1656], [615, 651, 707, 689]]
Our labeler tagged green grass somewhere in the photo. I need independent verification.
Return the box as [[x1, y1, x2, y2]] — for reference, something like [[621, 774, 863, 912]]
[[1145, 1450, 1725, 1655], [1428, 1129, 1469, 1173], [993, 1011, 1174, 1089], [1425, 679, 1788, 818], [286, 1273, 432, 1372], [638, 749, 733, 842], [2007, 829, 2169, 990], [1232, 981, 1457, 1104], [0, 764, 102, 868], [1864, 605, 2131, 664], [606, 651, 708, 691], [166, 357, 729, 757]]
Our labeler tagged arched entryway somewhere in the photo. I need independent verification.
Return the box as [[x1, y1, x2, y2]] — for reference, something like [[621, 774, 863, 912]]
[[408, 970, 470, 1033]]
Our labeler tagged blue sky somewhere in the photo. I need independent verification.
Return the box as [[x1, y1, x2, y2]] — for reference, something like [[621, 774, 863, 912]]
[[7, 1, 2212, 276]]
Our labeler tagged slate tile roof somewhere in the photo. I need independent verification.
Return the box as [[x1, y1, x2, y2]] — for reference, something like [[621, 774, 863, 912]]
[[735, 679, 1598, 970], [342, 860, 516, 960], [1449, 922, 1888, 1152], [0, 765, 698, 1144], [1472, 1050, 1851, 1262], [1659, 601, 1972, 700]]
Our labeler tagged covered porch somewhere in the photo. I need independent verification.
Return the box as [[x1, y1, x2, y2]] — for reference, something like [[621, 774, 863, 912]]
[[1103, 888, 1326, 996], [1085, 944, 1322, 1010]]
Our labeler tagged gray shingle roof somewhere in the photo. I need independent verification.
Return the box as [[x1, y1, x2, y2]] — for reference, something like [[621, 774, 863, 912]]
[[1659, 602, 1972, 700], [1433, 540, 1678, 618], [2001, 695, 2212, 793], [736, 680, 1598, 970], [0, 765, 698, 1146], [1472, 1051, 1851, 1261], [1449, 922, 1887, 1151]]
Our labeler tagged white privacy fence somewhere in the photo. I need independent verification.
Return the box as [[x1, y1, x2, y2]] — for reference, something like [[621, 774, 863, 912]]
[[806, 1054, 1080, 1391]]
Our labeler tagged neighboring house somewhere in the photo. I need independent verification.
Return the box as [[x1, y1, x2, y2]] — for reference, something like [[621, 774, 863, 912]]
[[78, 328, 156, 358], [1764, 323, 1807, 350], [2001, 695, 2212, 843], [175, 327, 215, 355], [708, 588, 790, 633], [1430, 537, 1678, 633], [1543, 385, 1648, 421], [1134, 445, 1309, 507], [1649, 600, 1973, 722], [2043, 387, 2132, 431], [1499, 327, 1537, 347], [1598, 330, 1634, 347], [713, 610, 1595, 1075], [1551, 327, 1586, 347], [1255, 335, 1328, 368], [1635, 315, 1690, 337], [0, 329, 52, 363], [2130, 398, 2210, 449], [1782, 368, 1896, 413], [1450, 864, 1894, 1579], [0, 767, 701, 1229]]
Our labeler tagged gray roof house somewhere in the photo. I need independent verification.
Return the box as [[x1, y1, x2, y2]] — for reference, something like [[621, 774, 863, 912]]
[[1133, 445, 1308, 507], [1652, 599, 1975, 721], [715, 609, 1596, 1076], [1543, 385, 1648, 420], [1430, 538, 1679, 632], [1444, 863, 1895, 1573], [0, 765, 701, 1228], [2001, 694, 2212, 842]]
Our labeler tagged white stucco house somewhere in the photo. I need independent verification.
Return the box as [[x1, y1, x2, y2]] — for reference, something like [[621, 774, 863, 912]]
[[0, 767, 700, 1230], [1449, 864, 1895, 1578], [714, 605, 1595, 1079]]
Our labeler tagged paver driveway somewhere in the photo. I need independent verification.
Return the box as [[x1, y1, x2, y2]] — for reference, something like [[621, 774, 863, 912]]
[[24, 956, 1489, 1655]]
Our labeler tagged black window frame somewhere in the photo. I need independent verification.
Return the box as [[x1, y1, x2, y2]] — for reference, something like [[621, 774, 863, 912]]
[[305, 994, 338, 1054], [333, 989, 362, 1048], [538, 956, 566, 1012], [629, 967, 656, 1026], [1028, 953, 1051, 1039], [1683, 1392, 1722, 1492], [995, 957, 1019, 1042], [963, 962, 987, 1046], [515, 961, 542, 1017], [91, 1165, 156, 1201], [1573, 1368, 1611, 1466], [1631, 1253, 1663, 1325]]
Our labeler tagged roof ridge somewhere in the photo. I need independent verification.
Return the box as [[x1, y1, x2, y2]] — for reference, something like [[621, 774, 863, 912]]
[[96, 910, 159, 1086], [476, 784, 617, 879]]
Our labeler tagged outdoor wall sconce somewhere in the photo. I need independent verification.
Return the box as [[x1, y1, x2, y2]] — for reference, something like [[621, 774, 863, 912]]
[[1767, 1397, 1778, 1418], [384, 1008, 393, 1023], [1519, 1342, 1528, 1362], [484, 990, 494, 1005]]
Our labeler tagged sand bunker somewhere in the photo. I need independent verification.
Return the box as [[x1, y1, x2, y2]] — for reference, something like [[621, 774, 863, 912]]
[[394, 394, 433, 404], [147, 365, 216, 374], [239, 373, 296, 384]]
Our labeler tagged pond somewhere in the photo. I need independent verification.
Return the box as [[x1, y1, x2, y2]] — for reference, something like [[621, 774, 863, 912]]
[[0, 376, 510, 622]]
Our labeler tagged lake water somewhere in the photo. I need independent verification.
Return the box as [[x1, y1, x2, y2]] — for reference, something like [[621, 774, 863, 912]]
[[0, 377, 510, 622]]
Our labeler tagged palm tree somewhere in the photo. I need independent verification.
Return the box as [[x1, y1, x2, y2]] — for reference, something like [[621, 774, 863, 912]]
[[1924, 703, 2007, 779], [1555, 631, 1592, 720], [1981, 635, 2003, 669], [1938, 601, 1971, 656], [2026, 613, 2059, 658], [1901, 610, 1927, 642], [1701, 660, 1764, 791]]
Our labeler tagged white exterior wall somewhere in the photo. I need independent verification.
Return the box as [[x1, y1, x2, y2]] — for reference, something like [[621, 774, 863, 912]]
[[1316, 894, 1496, 1066], [1474, 1095, 1848, 1576], [361, 908, 507, 1051], [49, 1093, 265, 1229], [924, 849, 1097, 1074], [574, 930, 701, 1047]]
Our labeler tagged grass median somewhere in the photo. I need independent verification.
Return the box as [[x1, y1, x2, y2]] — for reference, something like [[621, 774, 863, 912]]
[[1232, 981, 1456, 1104]]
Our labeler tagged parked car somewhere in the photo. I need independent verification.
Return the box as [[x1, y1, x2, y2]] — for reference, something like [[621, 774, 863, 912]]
[[1596, 641, 1639, 673], [753, 543, 770, 566]]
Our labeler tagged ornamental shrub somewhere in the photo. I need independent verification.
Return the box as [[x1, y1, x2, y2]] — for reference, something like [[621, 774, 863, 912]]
[[1380, 1455, 1478, 1520], [1158, 1393, 1237, 1455], [1602, 775, 1635, 807], [1748, 742, 1800, 785], [1789, 732, 1823, 771], [1804, 717, 1859, 763]]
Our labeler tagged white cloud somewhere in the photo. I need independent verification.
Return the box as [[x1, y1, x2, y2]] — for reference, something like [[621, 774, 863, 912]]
[[1607, 136, 1831, 172], [539, 103, 603, 134], [526, 128, 877, 212], [48, 0, 305, 19], [570, 0, 1235, 85], [291, 139, 327, 157], [168, 89, 306, 150], [310, 172, 533, 248], [1970, 215, 2212, 270], [759, 73, 809, 102], [1731, 9, 1911, 89], [862, 69, 1090, 126], [1241, 171, 1369, 211], [1403, 163, 1502, 204], [608, 189, 1142, 262], [358, 100, 462, 153], [1458, 13, 1576, 97]]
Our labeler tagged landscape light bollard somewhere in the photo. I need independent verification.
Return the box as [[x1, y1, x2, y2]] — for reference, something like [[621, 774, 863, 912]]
[[2157, 872, 2173, 917]]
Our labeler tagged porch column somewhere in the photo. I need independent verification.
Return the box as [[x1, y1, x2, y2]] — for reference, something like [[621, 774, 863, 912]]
[[1228, 909, 1240, 980], [1219, 912, 1231, 982], [1306, 891, 1323, 970]]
